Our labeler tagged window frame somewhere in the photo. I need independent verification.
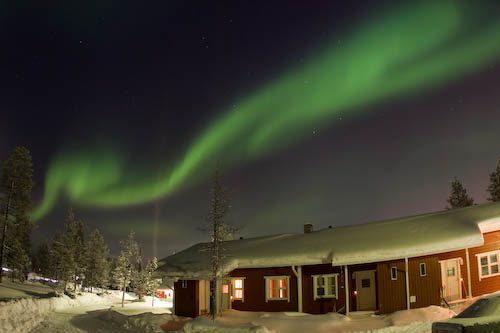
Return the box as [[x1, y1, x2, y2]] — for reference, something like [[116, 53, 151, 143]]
[[231, 277, 245, 302], [420, 263, 427, 277], [476, 250, 500, 280], [391, 267, 397, 280], [264, 275, 290, 302], [181, 280, 188, 288], [312, 273, 339, 301]]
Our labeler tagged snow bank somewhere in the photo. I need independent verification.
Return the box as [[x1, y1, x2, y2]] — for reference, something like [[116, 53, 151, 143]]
[[105, 309, 175, 332], [178, 306, 456, 333], [384, 305, 455, 326], [110, 296, 172, 316], [182, 316, 269, 333], [0, 291, 110, 332], [352, 306, 456, 333], [0, 280, 57, 300]]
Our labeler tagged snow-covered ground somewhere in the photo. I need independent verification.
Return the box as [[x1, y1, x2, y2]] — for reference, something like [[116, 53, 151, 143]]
[[180, 306, 456, 333], [0, 281, 174, 332], [4, 280, 500, 333]]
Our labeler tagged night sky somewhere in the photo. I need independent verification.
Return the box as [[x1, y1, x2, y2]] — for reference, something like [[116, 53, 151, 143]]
[[2, 1, 500, 260]]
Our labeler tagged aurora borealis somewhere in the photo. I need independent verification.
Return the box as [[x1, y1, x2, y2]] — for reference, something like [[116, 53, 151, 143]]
[[32, 1, 500, 220], [3, 0, 500, 257]]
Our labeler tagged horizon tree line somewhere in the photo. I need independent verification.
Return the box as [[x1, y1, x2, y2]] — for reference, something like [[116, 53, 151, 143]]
[[446, 156, 500, 209], [0, 146, 160, 305], [36, 209, 160, 305]]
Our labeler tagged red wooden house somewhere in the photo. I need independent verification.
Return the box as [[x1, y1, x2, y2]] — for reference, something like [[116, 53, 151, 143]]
[[155, 203, 500, 317]]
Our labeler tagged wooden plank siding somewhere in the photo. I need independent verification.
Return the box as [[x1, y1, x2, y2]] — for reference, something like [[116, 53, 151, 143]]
[[377, 260, 407, 314], [174, 280, 199, 317], [377, 256, 440, 314], [438, 230, 500, 298], [408, 256, 441, 309], [229, 267, 297, 312], [172, 232, 500, 317], [469, 231, 500, 296]]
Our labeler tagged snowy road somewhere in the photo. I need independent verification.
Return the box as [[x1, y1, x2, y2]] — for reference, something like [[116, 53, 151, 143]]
[[32, 303, 132, 332]]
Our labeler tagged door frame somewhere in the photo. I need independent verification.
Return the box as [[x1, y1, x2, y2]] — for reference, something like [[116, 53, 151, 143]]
[[354, 269, 377, 311], [439, 258, 462, 301]]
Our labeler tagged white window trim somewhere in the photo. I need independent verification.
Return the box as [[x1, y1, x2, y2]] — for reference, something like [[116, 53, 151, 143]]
[[476, 250, 500, 280], [231, 277, 245, 302], [391, 267, 397, 280], [420, 263, 427, 277], [264, 275, 290, 302], [312, 273, 339, 301]]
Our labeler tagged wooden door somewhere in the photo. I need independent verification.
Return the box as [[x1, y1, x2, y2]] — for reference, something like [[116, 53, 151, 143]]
[[440, 259, 461, 301], [355, 270, 377, 310]]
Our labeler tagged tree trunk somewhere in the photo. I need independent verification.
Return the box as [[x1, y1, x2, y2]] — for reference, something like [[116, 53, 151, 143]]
[[0, 181, 14, 284], [121, 277, 126, 307]]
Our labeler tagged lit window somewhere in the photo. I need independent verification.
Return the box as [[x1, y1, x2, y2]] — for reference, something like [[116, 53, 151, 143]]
[[181, 280, 188, 288], [477, 251, 500, 279], [391, 267, 397, 280], [264, 276, 290, 302], [231, 278, 245, 301], [312, 274, 338, 300], [420, 263, 427, 277]]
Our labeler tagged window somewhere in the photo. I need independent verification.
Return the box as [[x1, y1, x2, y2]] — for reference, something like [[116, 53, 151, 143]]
[[264, 276, 290, 302], [477, 250, 500, 279], [313, 274, 338, 300], [420, 263, 427, 277], [222, 284, 229, 294], [391, 267, 397, 280], [181, 280, 188, 288], [231, 278, 245, 301]]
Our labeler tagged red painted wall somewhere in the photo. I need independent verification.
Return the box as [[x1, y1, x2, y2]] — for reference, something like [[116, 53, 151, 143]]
[[439, 230, 500, 298], [302, 264, 345, 314], [230, 267, 297, 312]]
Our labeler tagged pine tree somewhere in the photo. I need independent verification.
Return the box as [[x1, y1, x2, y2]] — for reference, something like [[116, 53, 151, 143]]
[[0, 146, 33, 283], [50, 231, 65, 282], [446, 177, 474, 209], [113, 251, 131, 308], [36, 239, 51, 278], [144, 257, 160, 306], [58, 209, 86, 291], [114, 230, 142, 307], [487, 157, 500, 202], [85, 229, 110, 292]]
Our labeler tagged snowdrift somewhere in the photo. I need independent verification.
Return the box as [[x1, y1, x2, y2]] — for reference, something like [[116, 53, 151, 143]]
[[0, 291, 110, 332], [179, 306, 456, 333]]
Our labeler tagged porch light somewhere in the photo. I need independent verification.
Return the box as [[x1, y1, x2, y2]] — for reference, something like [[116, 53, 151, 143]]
[[460, 277, 464, 281], [354, 290, 358, 296]]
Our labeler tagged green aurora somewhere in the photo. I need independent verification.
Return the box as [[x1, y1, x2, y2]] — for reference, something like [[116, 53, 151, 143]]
[[33, 1, 500, 221]]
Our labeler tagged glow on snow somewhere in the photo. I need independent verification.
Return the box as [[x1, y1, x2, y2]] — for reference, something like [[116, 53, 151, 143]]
[[33, 1, 500, 220]]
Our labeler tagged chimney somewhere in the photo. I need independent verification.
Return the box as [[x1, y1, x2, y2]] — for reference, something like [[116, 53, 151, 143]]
[[304, 223, 313, 233]]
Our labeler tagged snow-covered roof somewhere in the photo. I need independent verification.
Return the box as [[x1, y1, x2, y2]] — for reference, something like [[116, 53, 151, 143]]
[[155, 202, 500, 279]]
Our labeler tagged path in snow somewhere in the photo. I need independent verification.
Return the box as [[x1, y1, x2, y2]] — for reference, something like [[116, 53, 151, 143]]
[[31, 303, 132, 332]]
